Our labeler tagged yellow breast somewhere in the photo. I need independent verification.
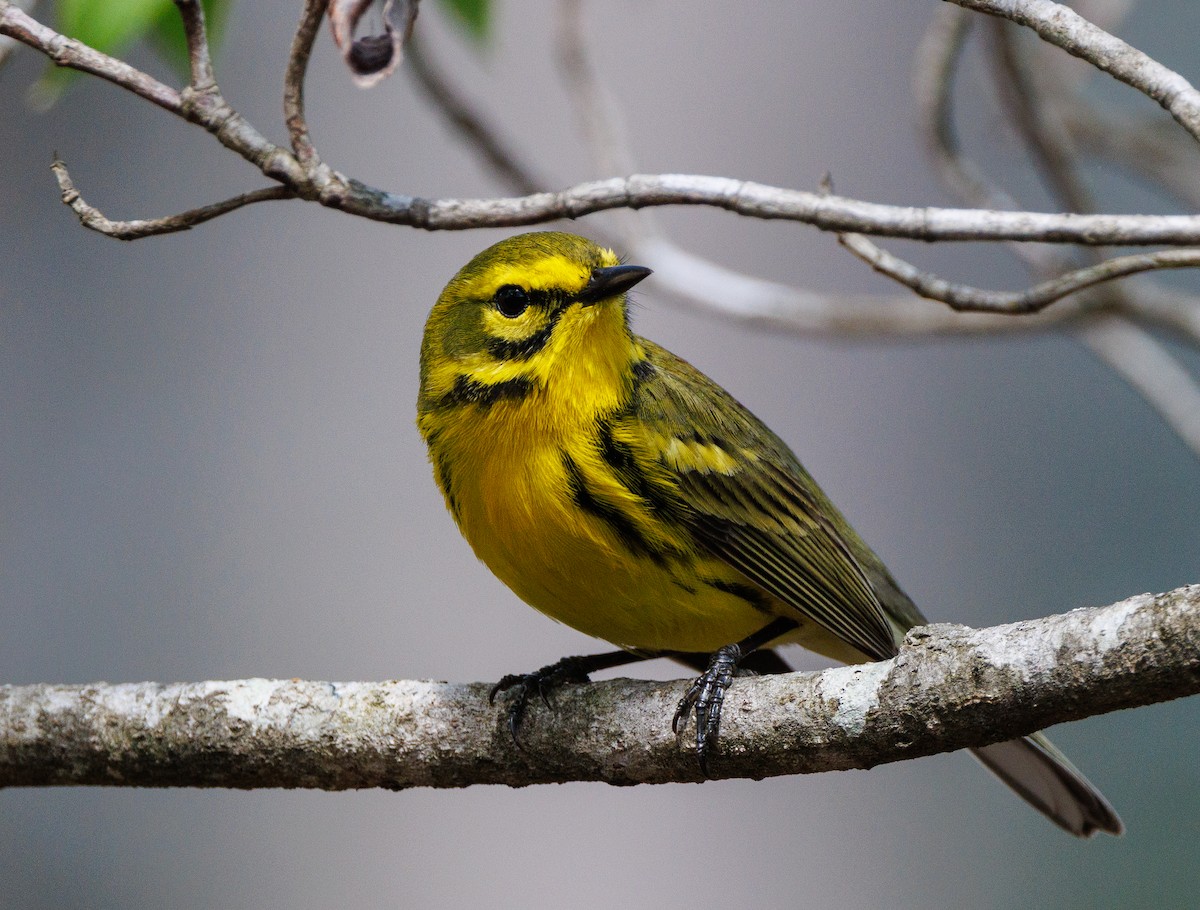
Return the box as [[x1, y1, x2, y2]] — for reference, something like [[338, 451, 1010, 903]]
[[426, 388, 778, 652]]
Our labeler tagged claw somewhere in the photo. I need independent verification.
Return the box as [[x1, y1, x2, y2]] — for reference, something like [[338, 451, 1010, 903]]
[[489, 656, 595, 746]]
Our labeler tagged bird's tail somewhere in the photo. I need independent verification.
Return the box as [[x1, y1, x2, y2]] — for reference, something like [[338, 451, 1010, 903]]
[[970, 732, 1123, 837]]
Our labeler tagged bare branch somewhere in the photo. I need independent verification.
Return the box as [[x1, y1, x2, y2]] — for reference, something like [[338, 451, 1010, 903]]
[[393, 176, 1196, 249], [0, 1, 298, 181], [841, 232, 1200, 314], [2, 585, 1196, 790], [949, 0, 1200, 144], [8, 1, 1200, 247], [175, 0, 216, 90], [52, 159, 297, 240], [914, 3, 1083, 290], [0, 0, 35, 68], [636, 235, 1078, 337], [284, 0, 327, 169], [969, 13, 1200, 461], [0, 1, 182, 113], [407, 5, 1026, 341]]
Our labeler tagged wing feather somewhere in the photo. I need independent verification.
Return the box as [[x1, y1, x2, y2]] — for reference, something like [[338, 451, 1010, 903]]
[[625, 340, 904, 661]]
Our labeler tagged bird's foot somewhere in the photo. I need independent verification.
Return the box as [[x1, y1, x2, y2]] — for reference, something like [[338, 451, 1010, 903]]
[[489, 656, 597, 746], [672, 642, 744, 775]]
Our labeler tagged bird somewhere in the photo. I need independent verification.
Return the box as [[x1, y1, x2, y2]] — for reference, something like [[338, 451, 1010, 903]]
[[416, 231, 1122, 837]]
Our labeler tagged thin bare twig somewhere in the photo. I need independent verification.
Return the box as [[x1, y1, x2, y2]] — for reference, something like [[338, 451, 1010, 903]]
[[284, 0, 327, 170], [636, 235, 1076, 336], [554, 0, 636, 181], [914, 6, 1019, 210], [410, 4, 1007, 339], [949, 0, 1200, 144], [52, 159, 297, 240], [841, 233, 1200, 314], [8, 0, 1200, 246], [0, 0, 34, 68], [174, 0, 216, 91], [914, 4, 1070, 284], [978, 14, 1200, 461]]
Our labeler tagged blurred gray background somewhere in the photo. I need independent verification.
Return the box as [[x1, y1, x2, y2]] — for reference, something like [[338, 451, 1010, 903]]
[[3, 2, 1199, 908]]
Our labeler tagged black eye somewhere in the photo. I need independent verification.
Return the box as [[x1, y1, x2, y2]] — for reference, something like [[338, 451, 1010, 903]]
[[494, 285, 530, 318]]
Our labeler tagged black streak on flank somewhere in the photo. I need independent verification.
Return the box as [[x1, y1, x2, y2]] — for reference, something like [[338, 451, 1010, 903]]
[[562, 450, 667, 567], [432, 451, 461, 521], [438, 375, 533, 410], [596, 419, 675, 518], [706, 578, 773, 614]]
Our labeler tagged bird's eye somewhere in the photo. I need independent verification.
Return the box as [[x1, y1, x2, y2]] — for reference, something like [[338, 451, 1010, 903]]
[[494, 285, 530, 318]]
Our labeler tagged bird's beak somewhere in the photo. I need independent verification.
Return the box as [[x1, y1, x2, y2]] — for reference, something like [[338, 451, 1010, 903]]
[[577, 264, 652, 306]]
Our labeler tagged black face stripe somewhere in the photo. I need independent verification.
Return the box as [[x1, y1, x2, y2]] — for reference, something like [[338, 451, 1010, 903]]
[[562, 451, 668, 567], [705, 578, 772, 614], [485, 306, 566, 362], [437, 374, 533, 410]]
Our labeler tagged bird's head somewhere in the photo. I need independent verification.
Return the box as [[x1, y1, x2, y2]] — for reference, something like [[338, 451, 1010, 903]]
[[419, 232, 652, 411]]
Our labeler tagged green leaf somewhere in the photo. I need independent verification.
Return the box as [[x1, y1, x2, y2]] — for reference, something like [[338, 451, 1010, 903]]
[[57, 0, 174, 56], [436, 0, 490, 42], [32, 0, 228, 107]]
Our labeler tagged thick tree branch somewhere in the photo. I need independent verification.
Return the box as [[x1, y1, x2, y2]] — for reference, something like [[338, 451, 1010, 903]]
[[2, 585, 1196, 791]]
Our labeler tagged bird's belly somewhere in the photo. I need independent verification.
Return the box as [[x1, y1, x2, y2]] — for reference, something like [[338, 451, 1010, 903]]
[[453, 441, 771, 653]]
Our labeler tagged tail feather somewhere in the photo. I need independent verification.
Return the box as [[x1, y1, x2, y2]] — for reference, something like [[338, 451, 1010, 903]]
[[971, 733, 1124, 837], [685, 648, 1123, 837]]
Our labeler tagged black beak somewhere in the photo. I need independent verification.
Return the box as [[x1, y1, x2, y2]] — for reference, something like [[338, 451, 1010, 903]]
[[578, 264, 652, 306]]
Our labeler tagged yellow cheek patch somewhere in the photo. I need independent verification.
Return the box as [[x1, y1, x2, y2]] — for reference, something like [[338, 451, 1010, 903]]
[[481, 306, 550, 342]]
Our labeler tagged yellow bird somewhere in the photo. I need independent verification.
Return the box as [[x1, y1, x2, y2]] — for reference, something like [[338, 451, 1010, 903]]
[[417, 231, 1122, 837]]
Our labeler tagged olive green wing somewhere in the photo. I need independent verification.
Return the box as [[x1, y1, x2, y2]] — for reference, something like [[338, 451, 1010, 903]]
[[627, 340, 906, 662]]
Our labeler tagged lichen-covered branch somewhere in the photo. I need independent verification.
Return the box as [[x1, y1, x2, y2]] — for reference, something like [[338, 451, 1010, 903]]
[[2, 585, 1196, 791]]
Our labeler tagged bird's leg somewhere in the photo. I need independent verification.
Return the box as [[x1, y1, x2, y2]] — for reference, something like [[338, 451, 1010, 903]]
[[490, 649, 657, 746], [673, 618, 798, 773]]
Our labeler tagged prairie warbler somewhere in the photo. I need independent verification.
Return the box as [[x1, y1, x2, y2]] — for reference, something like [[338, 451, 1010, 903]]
[[417, 231, 1121, 837]]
